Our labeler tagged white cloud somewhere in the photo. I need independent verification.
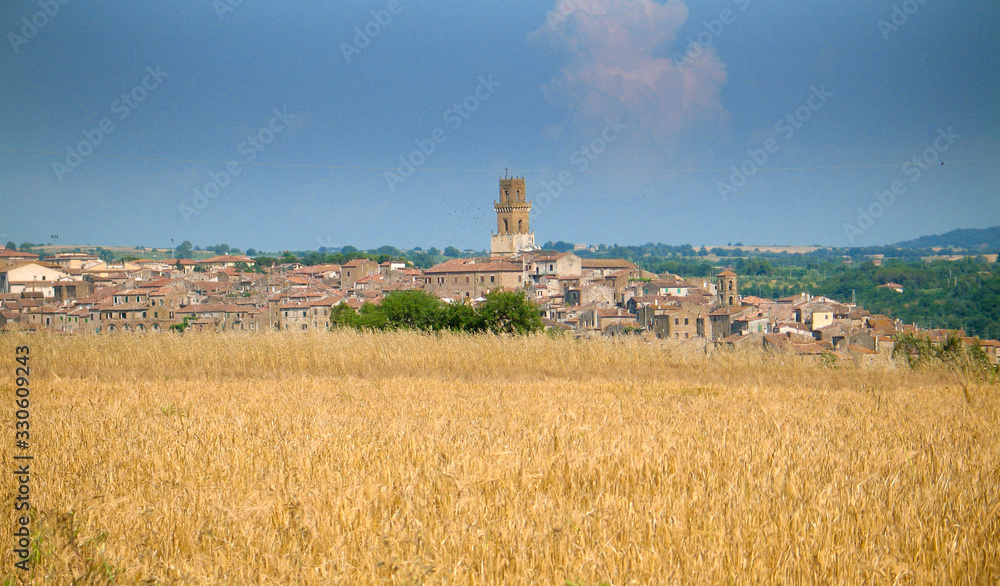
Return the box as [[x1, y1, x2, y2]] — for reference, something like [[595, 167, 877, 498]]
[[534, 0, 728, 143]]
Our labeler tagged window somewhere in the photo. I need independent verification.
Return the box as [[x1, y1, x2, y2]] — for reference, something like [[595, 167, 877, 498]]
[[142, 311, 147, 318], [675, 317, 679, 325], [466, 276, 470, 283], [684, 318, 689, 325], [490, 276, 495, 283], [504, 219, 509, 233], [518, 219, 523, 233]]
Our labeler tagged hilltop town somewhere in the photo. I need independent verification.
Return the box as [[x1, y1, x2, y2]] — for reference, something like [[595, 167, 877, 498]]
[[2, 177, 998, 366]]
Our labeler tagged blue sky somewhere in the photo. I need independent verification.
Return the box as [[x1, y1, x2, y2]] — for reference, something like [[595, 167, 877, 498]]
[[1, 0, 997, 252]]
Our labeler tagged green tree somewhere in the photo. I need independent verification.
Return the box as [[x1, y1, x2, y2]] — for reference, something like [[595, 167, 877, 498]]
[[4, 241, 15, 251], [444, 246, 461, 257], [478, 290, 543, 334], [175, 240, 194, 259], [330, 304, 360, 329], [355, 302, 390, 330], [379, 290, 444, 331], [441, 300, 484, 332]]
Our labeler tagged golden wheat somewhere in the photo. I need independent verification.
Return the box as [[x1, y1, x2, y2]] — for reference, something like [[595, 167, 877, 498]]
[[1, 331, 998, 584]]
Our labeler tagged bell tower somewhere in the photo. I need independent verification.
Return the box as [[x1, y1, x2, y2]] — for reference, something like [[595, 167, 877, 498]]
[[717, 269, 739, 307], [490, 174, 535, 257]]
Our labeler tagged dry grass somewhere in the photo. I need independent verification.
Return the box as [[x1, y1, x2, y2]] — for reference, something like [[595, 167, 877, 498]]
[[1, 330, 998, 584]]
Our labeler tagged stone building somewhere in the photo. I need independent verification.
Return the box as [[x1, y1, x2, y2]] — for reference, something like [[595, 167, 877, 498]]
[[340, 258, 379, 291], [422, 258, 525, 299]]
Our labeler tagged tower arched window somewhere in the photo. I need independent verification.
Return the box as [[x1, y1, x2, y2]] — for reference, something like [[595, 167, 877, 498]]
[[728, 281, 733, 291], [503, 219, 509, 233], [518, 219, 523, 233]]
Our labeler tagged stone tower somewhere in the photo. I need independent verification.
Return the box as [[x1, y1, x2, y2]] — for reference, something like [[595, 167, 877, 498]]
[[490, 175, 535, 257], [717, 269, 739, 307]]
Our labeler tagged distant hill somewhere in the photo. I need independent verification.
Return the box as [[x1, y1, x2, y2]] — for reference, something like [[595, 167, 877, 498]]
[[894, 226, 1000, 251]]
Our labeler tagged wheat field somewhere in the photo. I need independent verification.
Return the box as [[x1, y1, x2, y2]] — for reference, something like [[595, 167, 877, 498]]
[[1, 330, 998, 584]]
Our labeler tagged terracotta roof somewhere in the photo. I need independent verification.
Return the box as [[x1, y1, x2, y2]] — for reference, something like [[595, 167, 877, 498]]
[[532, 252, 571, 262], [0, 250, 38, 259], [581, 259, 634, 269], [93, 302, 148, 311], [198, 255, 254, 264], [717, 269, 737, 277], [78, 287, 119, 305], [291, 264, 340, 275], [176, 303, 246, 314], [308, 296, 342, 307], [709, 306, 748, 316], [424, 258, 522, 274], [596, 309, 635, 318]]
